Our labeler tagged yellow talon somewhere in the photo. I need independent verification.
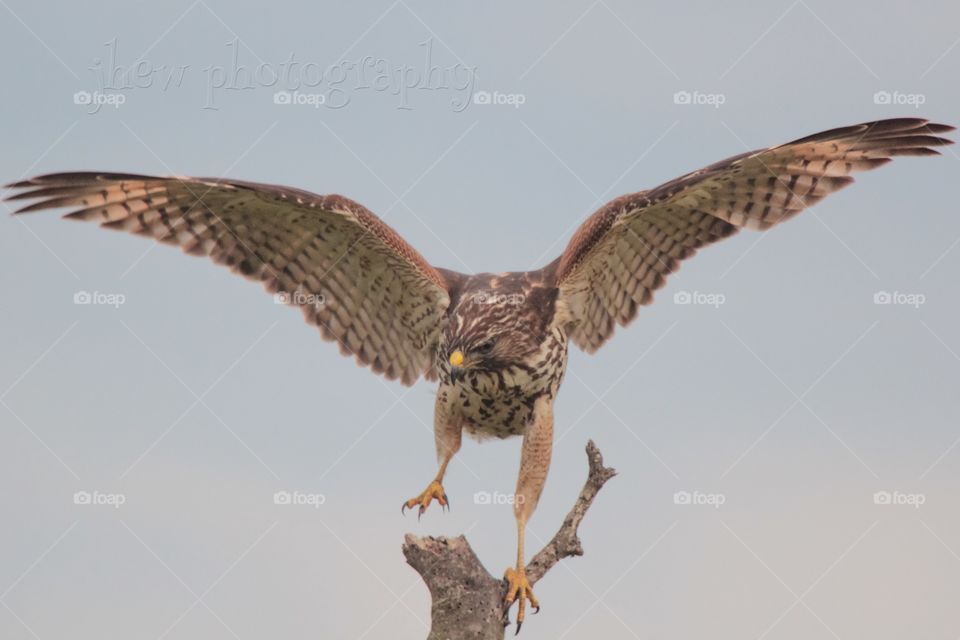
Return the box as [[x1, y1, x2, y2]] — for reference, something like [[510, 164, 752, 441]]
[[401, 479, 449, 519], [449, 350, 464, 367], [504, 566, 539, 633]]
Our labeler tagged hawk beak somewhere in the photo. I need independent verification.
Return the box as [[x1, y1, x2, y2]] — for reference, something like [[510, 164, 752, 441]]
[[449, 350, 465, 383]]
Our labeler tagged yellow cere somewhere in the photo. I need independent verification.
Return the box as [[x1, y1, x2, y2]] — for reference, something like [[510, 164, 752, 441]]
[[449, 350, 465, 367]]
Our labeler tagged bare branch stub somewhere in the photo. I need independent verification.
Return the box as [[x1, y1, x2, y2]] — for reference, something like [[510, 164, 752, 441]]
[[402, 441, 616, 639], [525, 439, 617, 584]]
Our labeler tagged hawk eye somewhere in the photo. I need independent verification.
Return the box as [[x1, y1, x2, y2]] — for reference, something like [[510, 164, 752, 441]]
[[476, 339, 496, 355]]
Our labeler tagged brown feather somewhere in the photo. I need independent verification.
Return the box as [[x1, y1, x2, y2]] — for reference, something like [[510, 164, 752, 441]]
[[5, 172, 466, 385], [554, 118, 953, 352]]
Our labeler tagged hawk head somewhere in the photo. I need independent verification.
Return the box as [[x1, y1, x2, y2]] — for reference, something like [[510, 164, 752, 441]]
[[438, 273, 559, 384]]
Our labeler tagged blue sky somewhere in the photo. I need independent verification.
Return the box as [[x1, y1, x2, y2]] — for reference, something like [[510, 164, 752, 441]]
[[1, 1, 959, 638]]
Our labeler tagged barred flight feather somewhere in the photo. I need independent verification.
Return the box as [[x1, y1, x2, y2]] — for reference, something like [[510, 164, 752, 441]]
[[6, 173, 460, 385], [555, 118, 953, 352]]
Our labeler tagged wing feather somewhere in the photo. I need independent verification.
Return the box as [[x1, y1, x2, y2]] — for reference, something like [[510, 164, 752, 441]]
[[6, 172, 465, 385], [554, 118, 953, 352]]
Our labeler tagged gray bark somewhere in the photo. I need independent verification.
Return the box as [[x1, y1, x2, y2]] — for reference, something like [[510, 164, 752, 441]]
[[402, 440, 617, 639]]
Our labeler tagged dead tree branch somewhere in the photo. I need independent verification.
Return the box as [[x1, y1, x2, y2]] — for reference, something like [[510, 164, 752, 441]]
[[402, 440, 617, 639]]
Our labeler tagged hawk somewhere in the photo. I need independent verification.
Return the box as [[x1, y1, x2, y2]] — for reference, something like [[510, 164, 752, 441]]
[[6, 118, 952, 631]]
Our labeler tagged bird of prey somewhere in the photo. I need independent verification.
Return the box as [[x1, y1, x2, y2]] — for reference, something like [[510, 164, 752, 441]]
[[6, 118, 952, 632]]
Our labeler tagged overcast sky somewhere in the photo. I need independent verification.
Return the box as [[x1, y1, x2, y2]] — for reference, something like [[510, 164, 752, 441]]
[[1, 1, 959, 638]]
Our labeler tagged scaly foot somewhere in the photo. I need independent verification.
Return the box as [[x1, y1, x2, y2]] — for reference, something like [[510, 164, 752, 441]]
[[401, 479, 449, 519], [504, 566, 539, 634]]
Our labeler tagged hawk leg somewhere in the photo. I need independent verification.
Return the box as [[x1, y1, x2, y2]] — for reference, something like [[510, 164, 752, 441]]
[[402, 478, 448, 519], [504, 396, 553, 633], [403, 402, 462, 519]]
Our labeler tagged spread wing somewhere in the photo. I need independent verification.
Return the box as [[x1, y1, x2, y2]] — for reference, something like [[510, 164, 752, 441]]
[[6, 172, 465, 385], [554, 118, 954, 352]]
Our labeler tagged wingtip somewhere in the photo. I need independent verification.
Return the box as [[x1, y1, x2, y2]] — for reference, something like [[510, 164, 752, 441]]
[[5, 171, 160, 191], [4, 174, 63, 190], [10, 200, 54, 214], [4, 189, 49, 202], [921, 121, 956, 133]]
